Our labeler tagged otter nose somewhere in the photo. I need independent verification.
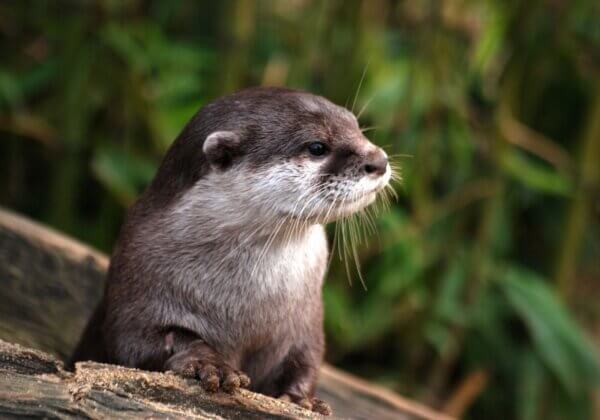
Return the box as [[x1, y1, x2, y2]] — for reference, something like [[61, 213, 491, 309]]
[[363, 151, 388, 176]]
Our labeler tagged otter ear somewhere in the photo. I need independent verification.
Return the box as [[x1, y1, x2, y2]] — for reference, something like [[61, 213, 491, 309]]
[[203, 130, 242, 168]]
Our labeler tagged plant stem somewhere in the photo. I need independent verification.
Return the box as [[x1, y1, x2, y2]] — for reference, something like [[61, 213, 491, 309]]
[[555, 85, 600, 299]]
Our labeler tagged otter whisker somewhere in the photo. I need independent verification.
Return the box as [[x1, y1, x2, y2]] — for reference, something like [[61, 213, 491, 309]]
[[379, 187, 391, 212], [387, 153, 414, 159], [326, 190, 344, 270], [347, 189, 367, 290], [360, 126, 379, 133], [251, 185, 320, 277], [326, 188, 347, 265], [385, 183, 399, 201], [351, 60, 370, 114], [357, 207, 373, 242], [367, 205, 379, 235], [332, 173, 400, 289], [338, 192, 355, 286], [250, 217, 287, 278], [340, 218, 353, 287], [286, 185, 329, 243], [356, 96, 374, 121], [365, 206, 381, 245], [283, 185, 327, 247], [281, 192, 310, 246]]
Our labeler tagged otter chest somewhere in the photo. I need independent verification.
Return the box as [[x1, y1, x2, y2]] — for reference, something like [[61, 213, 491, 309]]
[[190, 225, 328, 351]]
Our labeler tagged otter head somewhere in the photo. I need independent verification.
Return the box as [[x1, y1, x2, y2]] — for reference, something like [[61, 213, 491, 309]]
[[154, 87, 392, 229]]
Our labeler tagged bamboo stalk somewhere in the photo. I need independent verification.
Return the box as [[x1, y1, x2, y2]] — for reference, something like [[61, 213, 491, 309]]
[[555, 85, 600, 299], [219, 0, 256, 93]]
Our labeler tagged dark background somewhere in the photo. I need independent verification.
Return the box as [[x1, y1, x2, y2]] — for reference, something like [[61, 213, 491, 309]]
[[1, 1, 599, 419]]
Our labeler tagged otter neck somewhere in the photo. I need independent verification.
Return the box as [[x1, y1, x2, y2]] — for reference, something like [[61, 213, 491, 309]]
[[162, 173, 321, 247]]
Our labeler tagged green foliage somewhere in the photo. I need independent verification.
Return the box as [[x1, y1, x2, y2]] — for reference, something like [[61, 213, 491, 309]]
[[501, 150, 574, 196], [91, 146, 156, 205], [500, 267, 600, 394], [1, 1, 599, 419]]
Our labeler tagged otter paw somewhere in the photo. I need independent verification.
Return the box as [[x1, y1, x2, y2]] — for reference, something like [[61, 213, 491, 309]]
[[167, 358, 250, 393], [280, 394, 332, 416]]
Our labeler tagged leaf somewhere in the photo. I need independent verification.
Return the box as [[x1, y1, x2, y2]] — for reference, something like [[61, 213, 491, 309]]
[[516, 352, 544, 420], [0, 71, 23, 106], [501, 149, 574, 196], [101, 23, 151, 72], [91, 147, 157, 206], [498, 266, 600, 394], [471, 3, 508, 75], [434, 257, 467, 325]]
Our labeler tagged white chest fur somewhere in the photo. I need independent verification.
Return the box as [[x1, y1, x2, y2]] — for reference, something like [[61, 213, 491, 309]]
[[150, 170, 330, 359], [154, 220, 328, 355]]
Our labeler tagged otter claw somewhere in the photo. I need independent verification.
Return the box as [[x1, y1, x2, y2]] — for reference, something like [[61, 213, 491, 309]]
[[198, 364, 220, 392], [238, 372, 251, 388], [167, 358, 250, 393], [312, 398, 333, 416], [279, 394, 332, 416]]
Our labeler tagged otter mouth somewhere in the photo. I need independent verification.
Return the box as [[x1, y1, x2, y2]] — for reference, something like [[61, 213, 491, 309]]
[[277, 178, 390, 222], [325, 181, 387, 206], [328, 188, 378, 204], [277, 191, 376, 222], [306, 186, 382, 221], [333, 191, 378, 214]]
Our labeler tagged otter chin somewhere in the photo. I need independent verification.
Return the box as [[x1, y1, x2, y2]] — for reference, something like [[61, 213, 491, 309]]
[[71, 87, 394, 416]]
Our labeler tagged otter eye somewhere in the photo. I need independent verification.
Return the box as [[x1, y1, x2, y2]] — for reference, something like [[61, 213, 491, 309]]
[[307, 141, 328, 157]]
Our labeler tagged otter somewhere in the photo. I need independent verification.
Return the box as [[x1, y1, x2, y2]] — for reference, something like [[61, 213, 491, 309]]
[[71, 87, 391, 415]]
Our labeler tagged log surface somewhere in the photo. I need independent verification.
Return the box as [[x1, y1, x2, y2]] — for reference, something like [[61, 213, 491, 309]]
[[0, 208, 451, 420], [0, 339, 320, 419]]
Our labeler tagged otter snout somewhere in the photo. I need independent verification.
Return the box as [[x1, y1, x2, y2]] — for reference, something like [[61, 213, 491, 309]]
[[363, 148, 388, 177]]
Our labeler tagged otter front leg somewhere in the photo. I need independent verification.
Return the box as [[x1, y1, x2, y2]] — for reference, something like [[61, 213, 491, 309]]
[[164, 334, 250, 393], [275, 349, 332, 416]]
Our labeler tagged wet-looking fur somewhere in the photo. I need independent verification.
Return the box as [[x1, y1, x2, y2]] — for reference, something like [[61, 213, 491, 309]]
[[71, 87, 392, 415]]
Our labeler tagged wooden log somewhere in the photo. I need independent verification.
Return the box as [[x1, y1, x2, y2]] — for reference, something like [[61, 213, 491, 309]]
[[0, 208, 451, 420], [0, 339, 321, 419]]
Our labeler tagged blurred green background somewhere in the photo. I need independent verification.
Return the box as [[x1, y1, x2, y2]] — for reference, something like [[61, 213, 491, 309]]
[[1, 1, 599, 418]]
